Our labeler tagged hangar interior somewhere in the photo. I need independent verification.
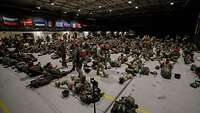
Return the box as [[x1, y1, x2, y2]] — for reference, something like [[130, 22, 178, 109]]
[[0, 0, 200, 113]]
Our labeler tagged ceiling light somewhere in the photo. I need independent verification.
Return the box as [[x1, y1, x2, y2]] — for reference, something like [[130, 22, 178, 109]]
[[36, 6, 41, 9], [78, 9, 81, 12], [64, 11, 67, 14], [76, 14, 79, 16], [128, 1, 132, 4], [109, 9, 112, 12], [50, 2, 54, 5], [135, 6, 139, 9], [89, 12, 93, 14], [98, 5, 102, 8], [170, 2, 174, 5]]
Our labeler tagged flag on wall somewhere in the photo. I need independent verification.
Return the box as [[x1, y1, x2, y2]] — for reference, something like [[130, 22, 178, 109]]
[[2, 16, 19, 26]]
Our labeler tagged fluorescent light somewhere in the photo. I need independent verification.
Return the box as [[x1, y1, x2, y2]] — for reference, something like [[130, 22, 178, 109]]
[[36, 6, 41, 9], [128, 1, 132, 4], [76, 14, 79, 16], [89, 12, 93, 14], [50, 2, 54, 6], [170, 2, 174, 5], [99, 5, 102, 8], [78, 9, 81, 12], [135, 6, 139, 9], [109, 9, 112, 12], [64, 11, 67, 14]]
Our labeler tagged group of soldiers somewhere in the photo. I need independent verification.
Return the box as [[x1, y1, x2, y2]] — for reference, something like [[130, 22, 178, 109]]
[[0, 32, 199, 106]]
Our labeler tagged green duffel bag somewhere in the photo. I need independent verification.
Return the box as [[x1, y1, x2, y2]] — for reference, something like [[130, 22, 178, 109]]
[[191, 64, 196, 71], [140, 67, 150, 75], [126, 68, 135, 75], [161, 67, 172, 79], [110, 60, 121, 67]]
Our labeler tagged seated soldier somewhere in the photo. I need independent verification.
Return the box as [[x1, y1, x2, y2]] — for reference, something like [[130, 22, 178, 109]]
[[118, 54, 128, 64], [160, 58, 173, 79]]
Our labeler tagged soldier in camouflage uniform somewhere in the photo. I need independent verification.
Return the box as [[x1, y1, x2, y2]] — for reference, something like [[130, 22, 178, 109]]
[[94, 43, 109, 77], [160, 58, 173, 79]]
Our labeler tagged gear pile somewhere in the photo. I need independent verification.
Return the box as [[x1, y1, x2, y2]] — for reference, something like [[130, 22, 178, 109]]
[[111, 96, 138, 113]]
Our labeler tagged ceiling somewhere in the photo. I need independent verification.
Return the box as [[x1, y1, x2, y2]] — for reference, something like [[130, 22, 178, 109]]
[[0, 0, 190, 18]]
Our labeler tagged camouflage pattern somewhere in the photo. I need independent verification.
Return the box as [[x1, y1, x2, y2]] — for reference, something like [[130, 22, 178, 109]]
[[111, 96, 138, 113]]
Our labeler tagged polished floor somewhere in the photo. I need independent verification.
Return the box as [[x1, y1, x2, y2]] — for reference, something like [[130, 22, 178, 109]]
[[0, 52, 200, 113]]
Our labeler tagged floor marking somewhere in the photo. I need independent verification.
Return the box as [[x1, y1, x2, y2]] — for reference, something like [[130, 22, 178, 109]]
[[137, 107, 150, 113], [102, 94, 114, 100], [102, 93, 150, 113], [0, 99, 11, 113]]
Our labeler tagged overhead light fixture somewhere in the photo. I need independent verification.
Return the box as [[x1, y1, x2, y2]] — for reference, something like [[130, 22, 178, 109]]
[[89, 12, 93, 14], [135, 6, 139, 9], [170, 2, 174, 5], [36, 6, 41, 9], [128, 1, 132, 4], [50, 2, 54, 5], [50, 0, 54, 5], [78, 9, 81, 12], [64, 11, 67, 14], [76, 14, 79, 16], [109, 9, 112, 12], [98, 5, 102, 8]]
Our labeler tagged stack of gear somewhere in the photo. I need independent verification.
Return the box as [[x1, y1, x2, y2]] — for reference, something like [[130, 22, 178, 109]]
[[119, 74, 133, 84], [160, 60, 173, 79], [140, 67, 150, 75], [118, 54, 128, 64], [0, 56, 18, 67], [111, 96, 138, 113], [109, 60, 121, 67], [92, 61, 98, 70], [150, 71, 158, 76], [183, 48, 194, 64], [27, 62, 70, 88], [169, 48, 180, 62], [55, 76, 103, 104], [191, 64, 200, 77], [190, 64, 200, 88], [83, 65, 91, 74], [15, 62, 29, 73], [125, 63, 140, 75], [190, 80, 200, 88]]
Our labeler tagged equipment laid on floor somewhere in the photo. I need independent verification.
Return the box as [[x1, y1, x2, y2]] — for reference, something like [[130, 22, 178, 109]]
[[111, 96, 138, 113]]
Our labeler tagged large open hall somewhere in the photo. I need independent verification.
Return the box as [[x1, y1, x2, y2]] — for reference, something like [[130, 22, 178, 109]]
[[0, 0, 200, 113]]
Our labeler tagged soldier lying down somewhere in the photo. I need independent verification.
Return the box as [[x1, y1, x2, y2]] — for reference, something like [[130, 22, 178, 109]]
[[27, 62, 71, 88]]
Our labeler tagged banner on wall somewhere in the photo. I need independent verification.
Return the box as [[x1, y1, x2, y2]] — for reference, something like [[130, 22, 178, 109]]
[[56, 20, 63, 27], [71, 22, 76, 28], [76, 22, 81, 28], [71, 21, 81, 28], [2, 16, 19, 26], [22, 18, 32, 26], [48, 20, 52, 27], [33, 18, 47, 27], [63, 21, 70, 28]]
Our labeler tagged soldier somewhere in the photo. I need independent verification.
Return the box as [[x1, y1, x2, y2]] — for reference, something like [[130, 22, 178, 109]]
[[160, 58, 173, 79], [70, 40, 85, 80], [95, 43, 109, 77], [57, 40, 67, 67]]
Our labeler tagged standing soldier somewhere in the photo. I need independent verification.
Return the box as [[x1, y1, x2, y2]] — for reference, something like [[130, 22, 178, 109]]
[[57, 40, 67, 67], [71, 40, 85, 80], [95, 43, 109, 77]]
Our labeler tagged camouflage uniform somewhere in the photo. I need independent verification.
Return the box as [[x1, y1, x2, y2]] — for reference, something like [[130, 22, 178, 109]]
[[95, 45, 108, 77]]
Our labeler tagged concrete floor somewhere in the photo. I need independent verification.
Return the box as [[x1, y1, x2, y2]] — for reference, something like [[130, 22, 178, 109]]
[[0, 52, 200, 113]]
